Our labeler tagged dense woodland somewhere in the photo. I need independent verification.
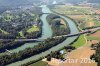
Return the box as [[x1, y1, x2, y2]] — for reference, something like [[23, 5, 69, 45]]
[[90, 42, 100, 66], [0, 40, 25, 52], [46, 51, 64, 61]]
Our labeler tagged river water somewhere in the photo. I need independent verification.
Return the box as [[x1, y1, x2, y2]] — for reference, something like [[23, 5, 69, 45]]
[[7, 5, 79, 66]]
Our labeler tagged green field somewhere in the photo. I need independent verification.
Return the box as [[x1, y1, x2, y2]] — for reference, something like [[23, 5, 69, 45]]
[[72, 35, 86, 48], [53, 5, 92, 15], [29, 61, 47, 66], [93, 20, 100, 26], [19, 31, 25, 38], [27, 25, 39, 33], [87, 36, 100, 40]]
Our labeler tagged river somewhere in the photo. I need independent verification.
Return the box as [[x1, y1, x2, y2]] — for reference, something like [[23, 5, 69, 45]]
[[7, 5, 79, 66]]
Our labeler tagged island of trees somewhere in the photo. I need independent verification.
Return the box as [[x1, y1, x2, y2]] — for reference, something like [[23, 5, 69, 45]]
[[47, 14, 70, 36]]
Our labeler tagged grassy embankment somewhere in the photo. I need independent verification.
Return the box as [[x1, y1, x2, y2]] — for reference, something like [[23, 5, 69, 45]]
[[72, 35, 86, 48]]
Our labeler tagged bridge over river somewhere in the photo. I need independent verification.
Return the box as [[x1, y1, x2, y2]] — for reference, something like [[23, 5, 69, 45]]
[[0, 30, 90, 42], [1, 27, 100, 42]]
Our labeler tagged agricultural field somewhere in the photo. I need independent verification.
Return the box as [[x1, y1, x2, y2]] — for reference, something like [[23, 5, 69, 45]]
[[72, 35, 86, 48], [53, 5, 100, 28]]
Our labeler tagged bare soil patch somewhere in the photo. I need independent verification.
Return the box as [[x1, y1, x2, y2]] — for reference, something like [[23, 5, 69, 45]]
[[94, 10, 100, 14], [86, 22, 94, 27], [68, 15, 86, 19], [90, 31, 100, 37], [60, 19, 67, 26]]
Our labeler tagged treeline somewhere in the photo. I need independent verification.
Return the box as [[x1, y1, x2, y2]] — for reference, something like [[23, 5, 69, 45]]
[[0, 37, 66, 66], [0, 40, 25, 53], [0, 33, 16, 39], [90, 42, 100, 66], [47, 14, 70, 36], [82, 26, 100, 30], [46, 51, 64, 61]]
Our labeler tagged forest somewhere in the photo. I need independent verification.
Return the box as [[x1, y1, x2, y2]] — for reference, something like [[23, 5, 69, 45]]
[[90, 42, 100, 66]]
